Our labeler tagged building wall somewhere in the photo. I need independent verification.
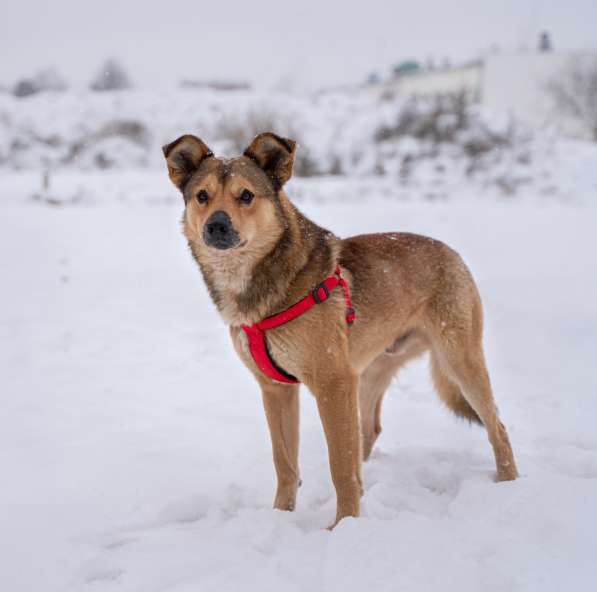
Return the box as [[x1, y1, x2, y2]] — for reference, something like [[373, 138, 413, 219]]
[[482, 52, 594, 138], [370, 65, 481, 100]]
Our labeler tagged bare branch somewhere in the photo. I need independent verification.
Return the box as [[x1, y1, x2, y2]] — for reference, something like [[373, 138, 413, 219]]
[[546, 57, 597, 140]]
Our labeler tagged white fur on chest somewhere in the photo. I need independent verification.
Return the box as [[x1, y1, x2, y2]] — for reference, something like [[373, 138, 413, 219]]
[[201, 250, 254, 325]]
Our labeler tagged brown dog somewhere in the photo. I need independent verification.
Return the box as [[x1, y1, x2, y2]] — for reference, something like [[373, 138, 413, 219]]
[[163, 132, 518, 528]]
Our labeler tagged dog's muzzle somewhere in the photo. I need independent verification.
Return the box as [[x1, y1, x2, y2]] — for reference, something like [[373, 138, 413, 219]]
[[203, 210, 241, 250]]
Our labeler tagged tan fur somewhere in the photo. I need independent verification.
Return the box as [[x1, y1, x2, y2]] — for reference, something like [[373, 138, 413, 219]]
[[163, 132, 518, 529]]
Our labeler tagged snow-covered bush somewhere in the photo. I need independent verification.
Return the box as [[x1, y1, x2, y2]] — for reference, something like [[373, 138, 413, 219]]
[[12, 68, 68, 98], [0, 86, 594, 197], [90, 59, 132, 92], [213, 109, 321, 176], [375, 92, 515, 157], [66, 120, 151, 169]]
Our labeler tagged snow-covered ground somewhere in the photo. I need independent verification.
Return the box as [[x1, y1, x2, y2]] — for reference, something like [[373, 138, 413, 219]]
[[1, 171, 596, 592]]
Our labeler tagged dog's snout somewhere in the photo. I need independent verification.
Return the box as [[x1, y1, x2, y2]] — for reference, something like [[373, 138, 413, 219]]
[[206, 211, 231, 236], [203, 210, 240, 250]]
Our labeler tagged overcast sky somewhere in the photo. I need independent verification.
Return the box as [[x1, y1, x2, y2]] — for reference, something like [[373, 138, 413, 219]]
[[2, 0, 596, 90]]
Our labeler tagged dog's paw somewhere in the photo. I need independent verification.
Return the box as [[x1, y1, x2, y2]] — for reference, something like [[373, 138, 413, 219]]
[[273, 498, 296, 511], [496, 462, 518, 482], [273, 482, 299, 511]]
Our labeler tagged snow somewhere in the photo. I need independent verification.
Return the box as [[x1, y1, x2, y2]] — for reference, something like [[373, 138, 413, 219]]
[[3, 88, 597, 202], [1, 170, 596, 592]]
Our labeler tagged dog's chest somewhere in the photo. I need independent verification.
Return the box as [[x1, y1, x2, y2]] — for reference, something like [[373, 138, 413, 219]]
[[201, 255, 254, 325], [212, 271, 250, 325]]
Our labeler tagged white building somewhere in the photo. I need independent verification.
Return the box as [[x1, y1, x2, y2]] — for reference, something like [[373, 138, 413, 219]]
[[375, 62, 482, 102], [371, 51, 597, 140]]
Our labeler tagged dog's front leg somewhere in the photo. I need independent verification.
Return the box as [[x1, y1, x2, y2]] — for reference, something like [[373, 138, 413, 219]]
[[260, 381, 301, 511], [309, 370, 363, 528]]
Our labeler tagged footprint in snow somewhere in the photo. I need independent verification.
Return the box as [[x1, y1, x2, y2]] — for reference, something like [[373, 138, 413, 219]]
[[85, 567, 124, 584]]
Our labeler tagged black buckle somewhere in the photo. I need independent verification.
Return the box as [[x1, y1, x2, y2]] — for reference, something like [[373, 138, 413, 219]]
[[312, 283, 330, 304]]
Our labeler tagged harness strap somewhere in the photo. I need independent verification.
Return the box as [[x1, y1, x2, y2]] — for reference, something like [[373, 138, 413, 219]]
[[256, 273, 341, 331], [335, 266, 356, 325], [240, 265, 355, 384], [241, 323, 299, 384]]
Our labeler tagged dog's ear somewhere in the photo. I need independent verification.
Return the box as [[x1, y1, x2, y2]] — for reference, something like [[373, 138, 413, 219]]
[[243, 132, 296, 189], [162, 135, 213, 191]]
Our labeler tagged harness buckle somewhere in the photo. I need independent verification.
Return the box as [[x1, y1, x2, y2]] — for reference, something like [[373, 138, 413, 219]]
[[346, 307, 356, 326], [312, 283, 330, 304]]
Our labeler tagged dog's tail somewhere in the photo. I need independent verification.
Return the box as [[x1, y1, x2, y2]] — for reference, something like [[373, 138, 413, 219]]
[[430, 352, 482, 425]]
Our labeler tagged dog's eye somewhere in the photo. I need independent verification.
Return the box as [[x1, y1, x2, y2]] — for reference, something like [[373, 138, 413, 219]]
[[239, 189, 254, 205], [196, 190, 208, 204]]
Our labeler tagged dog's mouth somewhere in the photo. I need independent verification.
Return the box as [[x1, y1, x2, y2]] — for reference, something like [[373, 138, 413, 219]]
[[204, 237, 248, 251]]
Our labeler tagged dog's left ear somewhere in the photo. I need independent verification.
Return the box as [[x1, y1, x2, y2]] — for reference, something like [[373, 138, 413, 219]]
[[243, 132, 296, 189], [162, 134, 213, 191]]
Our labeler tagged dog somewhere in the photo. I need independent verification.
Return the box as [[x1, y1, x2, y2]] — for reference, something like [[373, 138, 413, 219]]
[[162, 132, 518, 528]]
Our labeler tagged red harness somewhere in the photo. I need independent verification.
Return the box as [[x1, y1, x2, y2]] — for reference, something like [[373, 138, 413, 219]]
[[240, 266, 355, 384]]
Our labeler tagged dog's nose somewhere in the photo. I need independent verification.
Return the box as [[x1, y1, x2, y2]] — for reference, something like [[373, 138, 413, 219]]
[[203, 210, 240, 249], [206, 211, 231, 237]]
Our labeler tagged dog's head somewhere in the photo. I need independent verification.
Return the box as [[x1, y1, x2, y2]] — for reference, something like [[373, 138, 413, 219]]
[[163, 132, 295, 252]]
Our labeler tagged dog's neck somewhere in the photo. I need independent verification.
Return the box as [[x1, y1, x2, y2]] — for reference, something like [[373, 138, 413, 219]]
[[189, 193, 339, 326]]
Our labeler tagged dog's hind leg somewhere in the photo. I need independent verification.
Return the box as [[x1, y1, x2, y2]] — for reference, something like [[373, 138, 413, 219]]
[[359, 354, 398, 461], [260, 382, 301, 511], [359, 332, 427, 461], [428, 299, 518, 482], [430, 352, 482, 424]]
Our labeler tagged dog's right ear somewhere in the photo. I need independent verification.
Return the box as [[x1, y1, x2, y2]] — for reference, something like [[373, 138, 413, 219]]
[[162, 135, 213, 191]]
